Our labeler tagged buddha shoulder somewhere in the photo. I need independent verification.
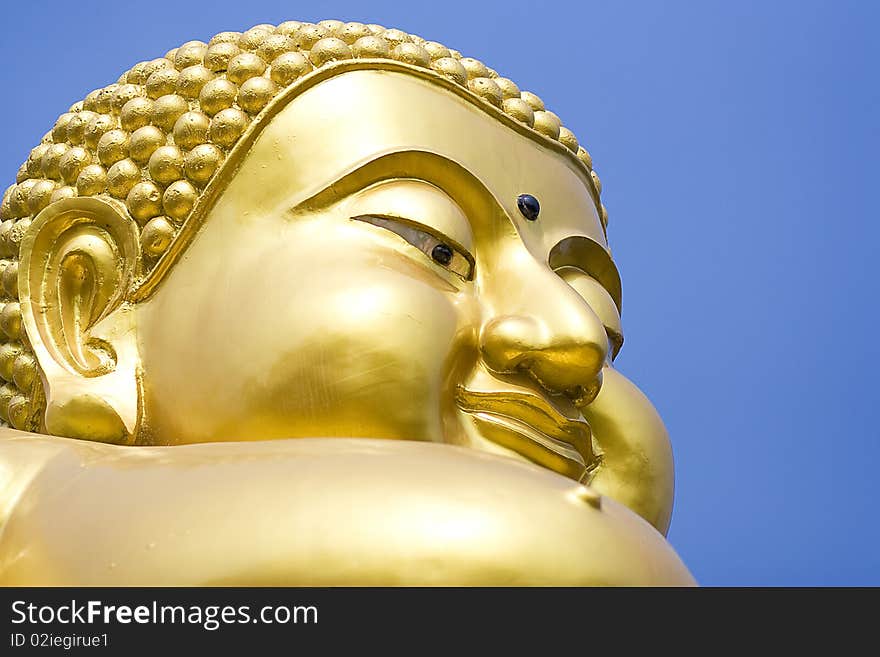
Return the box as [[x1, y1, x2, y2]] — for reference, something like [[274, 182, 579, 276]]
[[0, 432, 692, 585]]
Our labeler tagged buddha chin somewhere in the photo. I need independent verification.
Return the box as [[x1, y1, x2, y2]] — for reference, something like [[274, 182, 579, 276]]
[[0, 20, 694, 586]]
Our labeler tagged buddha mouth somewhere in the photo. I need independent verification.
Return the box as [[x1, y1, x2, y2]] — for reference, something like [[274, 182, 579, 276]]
[[455, 386, 597, 482]]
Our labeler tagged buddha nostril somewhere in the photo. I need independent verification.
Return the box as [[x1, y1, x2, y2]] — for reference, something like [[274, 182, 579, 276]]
[[565, 385, 585, 400], [514, 358, 532, 373], [565, 373, 603, 408]]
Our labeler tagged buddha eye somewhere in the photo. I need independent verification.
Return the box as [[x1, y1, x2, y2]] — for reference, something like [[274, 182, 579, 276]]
[[430, 243, 454, 266], [352, 214, 474, 281]]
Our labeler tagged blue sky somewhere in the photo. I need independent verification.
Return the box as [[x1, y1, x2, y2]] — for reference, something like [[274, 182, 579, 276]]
[[1, 1, 876, 585]]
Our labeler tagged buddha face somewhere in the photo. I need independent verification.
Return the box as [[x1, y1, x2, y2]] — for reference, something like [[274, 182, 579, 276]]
[[27, 68, 674, 533]]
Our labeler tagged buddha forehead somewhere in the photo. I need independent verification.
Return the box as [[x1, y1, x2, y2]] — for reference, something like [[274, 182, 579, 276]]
[[220, 68, 607, 250]]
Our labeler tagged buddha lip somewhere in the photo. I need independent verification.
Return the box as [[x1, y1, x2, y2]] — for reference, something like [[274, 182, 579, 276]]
[[455, 386, 596, 479]]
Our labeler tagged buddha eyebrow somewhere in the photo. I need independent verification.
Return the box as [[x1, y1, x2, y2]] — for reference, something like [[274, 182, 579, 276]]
[[289, 150, 488, 218]]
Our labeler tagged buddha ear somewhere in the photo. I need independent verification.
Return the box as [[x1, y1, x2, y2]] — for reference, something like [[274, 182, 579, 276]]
[[19, 197, 142, 444]]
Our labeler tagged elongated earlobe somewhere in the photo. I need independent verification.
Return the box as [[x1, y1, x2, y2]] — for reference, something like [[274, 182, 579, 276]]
[[19, 197, 141, 443]]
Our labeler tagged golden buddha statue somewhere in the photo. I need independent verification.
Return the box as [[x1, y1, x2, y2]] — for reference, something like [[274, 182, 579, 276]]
[[0, 20, 694, 585]]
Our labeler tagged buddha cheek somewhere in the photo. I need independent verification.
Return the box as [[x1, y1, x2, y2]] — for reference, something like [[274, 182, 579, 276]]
[[237, 249, 466, 442], [138, 218, 471, 443]]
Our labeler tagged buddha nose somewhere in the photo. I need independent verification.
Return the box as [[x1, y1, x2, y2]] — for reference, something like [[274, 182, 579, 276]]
[[480, 266, 609, 403]]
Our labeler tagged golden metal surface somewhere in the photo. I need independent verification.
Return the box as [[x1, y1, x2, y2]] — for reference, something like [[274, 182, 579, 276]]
[[0, 20, 693, 585], [0, 433, 691, 585]]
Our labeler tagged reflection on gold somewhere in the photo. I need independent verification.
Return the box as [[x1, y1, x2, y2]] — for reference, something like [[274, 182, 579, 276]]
[[0, 20, 693, 585]]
